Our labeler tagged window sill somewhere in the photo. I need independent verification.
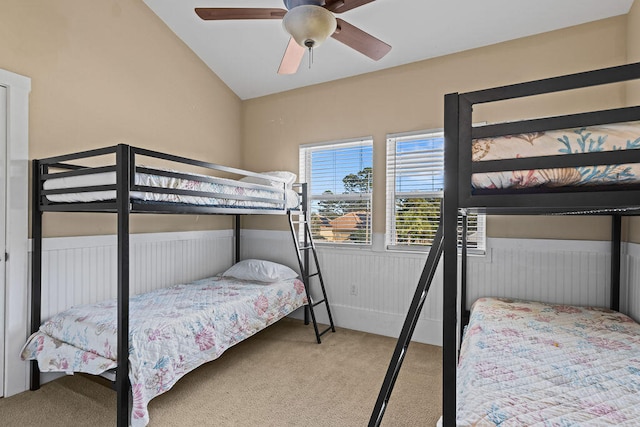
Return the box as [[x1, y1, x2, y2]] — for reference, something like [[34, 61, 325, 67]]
[[313, 242, 486, 259], [314, 242, 373, 251], [386, 245, 486, 257]]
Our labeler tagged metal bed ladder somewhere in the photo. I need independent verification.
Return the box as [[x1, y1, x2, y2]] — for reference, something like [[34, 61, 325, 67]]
[[369, 223, 444, 426], [288, 183, 335, 343]]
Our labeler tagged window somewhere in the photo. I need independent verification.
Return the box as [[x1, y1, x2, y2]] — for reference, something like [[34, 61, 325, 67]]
[[300, 138, 373, 245], [386, 131, 485, 252]]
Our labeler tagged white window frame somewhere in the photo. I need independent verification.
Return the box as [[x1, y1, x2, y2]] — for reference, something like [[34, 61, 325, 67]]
[[386, 130, 486, 253], [300, 137, 373, 246]]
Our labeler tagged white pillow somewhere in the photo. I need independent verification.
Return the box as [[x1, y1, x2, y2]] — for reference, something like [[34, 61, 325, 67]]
[[239, 171, 297, 189], [222, 259, 298, 283], [263, 171, 297, 185]]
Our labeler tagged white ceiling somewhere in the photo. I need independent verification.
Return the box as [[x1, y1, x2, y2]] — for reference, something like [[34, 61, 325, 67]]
[[143, 0, 634, 100]]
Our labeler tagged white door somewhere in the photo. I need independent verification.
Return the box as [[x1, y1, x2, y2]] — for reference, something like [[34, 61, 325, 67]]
[[0, 84, 7, 396]]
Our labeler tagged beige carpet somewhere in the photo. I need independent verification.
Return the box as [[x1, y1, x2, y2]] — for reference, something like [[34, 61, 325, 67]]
[[1, 318, 442, 426]]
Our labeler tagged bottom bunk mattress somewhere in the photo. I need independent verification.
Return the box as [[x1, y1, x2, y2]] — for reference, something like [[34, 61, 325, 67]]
[[457, 297, 640, 426], [21, 275, 307, 427]]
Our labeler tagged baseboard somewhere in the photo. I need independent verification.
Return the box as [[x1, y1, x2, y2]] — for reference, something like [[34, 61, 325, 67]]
[[289, 304, 442, 346]]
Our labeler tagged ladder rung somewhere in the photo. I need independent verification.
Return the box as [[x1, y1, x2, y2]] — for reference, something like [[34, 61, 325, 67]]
[[319, 326, 334, 337], [289, 209, 334, 344]]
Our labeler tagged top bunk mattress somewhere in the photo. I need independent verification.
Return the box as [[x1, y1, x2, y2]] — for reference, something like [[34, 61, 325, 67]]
[[457, 297, 640, 426], [472, 120, 640, 191], [43, 168, 300, 210]]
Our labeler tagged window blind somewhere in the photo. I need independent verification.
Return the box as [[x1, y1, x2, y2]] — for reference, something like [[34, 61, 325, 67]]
[[386, 131, 485, 251], [300, 138, 373, 245]]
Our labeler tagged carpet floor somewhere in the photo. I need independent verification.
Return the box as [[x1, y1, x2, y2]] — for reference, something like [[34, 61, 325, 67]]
[[1, 318, 442, 426]]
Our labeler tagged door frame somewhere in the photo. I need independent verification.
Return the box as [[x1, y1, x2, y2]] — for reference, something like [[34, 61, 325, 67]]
[[0, 69, 30, 397], [0, 84, 6, 396]]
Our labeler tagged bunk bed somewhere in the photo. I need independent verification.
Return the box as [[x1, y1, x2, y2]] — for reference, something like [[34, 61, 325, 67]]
[[442, 62, 640, 425], [23, 144, 312, 427]]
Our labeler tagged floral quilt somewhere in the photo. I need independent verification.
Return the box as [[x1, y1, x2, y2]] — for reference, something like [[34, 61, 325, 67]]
[[457, 297, 640, 426], [21, 275, 307, 427], [472, 121, 640, 190]]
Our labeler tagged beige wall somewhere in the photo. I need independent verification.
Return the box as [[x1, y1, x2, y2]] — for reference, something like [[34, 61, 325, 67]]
[[0, 0, 242, 237], [628, 0, 640, 105], [1, 2, 637, 240], [242, 16, 629, 239]]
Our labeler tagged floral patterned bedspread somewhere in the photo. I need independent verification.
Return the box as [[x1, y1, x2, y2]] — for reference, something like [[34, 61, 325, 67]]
[[21, 275, 307, 427], [472, 121, 640, 190], [457, 297, 640, 426]]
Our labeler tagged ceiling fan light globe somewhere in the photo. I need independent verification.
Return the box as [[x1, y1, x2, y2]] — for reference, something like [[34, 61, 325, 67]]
[[282, 5, 337, 49], [283, 0, 323, 9]]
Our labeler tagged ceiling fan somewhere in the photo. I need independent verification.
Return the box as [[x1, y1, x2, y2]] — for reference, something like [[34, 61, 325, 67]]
[[195, 0, 392, 75]]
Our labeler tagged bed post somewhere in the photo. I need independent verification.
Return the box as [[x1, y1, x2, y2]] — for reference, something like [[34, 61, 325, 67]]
[[442, 93, 462, 426], [460, 210, 468, 330], [301, 183, 311, 325], [235, 215, 241, 263], [30, 159, 43, 391], [611, 214, 621, 311], [116, 144, 131, 427]]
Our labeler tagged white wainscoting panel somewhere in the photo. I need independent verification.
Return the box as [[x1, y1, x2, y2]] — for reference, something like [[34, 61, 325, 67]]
[[242, 229, 445, 345], [626, 242, 640, 322], [466, 238, 613, 312], [30, 230, 637, 353], [243, 231, 624, 347], [36, 230, 233, 321]]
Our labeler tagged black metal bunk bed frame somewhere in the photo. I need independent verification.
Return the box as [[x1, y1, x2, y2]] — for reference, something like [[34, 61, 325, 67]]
[[441, 62, 640, 425], [29, 144, 318, 427], [368, 62, 640, 427]]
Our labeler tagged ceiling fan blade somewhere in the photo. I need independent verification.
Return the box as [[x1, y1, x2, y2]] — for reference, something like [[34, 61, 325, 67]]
[[195, 8, 287, 20], [331, 18, 391, 61], [278, 38, 306, 75], [324, 0, 376, 14]]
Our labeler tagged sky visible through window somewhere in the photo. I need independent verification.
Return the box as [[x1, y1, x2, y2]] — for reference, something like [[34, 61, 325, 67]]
[[310, 145, 373, 194], [395, 135, 444, 194], [308, 137, 443, 195]]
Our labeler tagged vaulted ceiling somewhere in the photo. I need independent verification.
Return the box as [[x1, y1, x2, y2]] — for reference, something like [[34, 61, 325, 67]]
[[143, 0, 634, 100]]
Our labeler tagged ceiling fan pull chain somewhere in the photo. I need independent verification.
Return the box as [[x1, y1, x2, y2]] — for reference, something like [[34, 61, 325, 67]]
[[308, 46, 313, 69]]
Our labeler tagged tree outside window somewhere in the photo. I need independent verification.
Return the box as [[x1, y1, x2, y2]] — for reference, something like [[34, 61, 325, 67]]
[[386, 131, 485, 251], [301, 140, 373, 245]]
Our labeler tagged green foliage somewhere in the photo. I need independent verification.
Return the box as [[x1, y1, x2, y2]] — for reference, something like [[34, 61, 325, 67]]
[[312, 167, 372, 243], [395, 197, 440, 245], [317, 190, 343, 220], [342, 167, 372, 193], [311, 167, 453, 246]]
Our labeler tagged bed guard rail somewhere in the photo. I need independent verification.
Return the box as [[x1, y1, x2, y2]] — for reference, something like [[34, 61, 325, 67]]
[[33, 144, 291, 214]]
